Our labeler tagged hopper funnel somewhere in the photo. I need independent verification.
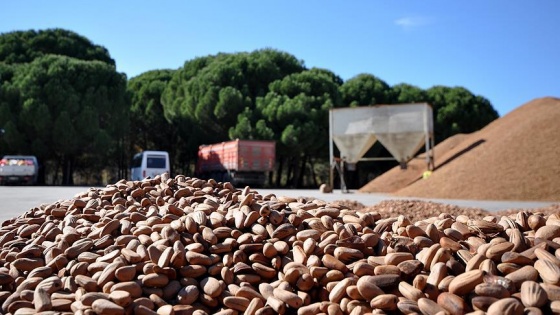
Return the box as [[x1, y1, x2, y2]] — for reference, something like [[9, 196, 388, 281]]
[[375, 132, 427, 166], [372, 107, 433, 167], [332, 133, 377, 164]]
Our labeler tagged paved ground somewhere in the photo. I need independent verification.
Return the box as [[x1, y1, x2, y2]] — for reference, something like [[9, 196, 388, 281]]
[[0, 186, 557, 223]]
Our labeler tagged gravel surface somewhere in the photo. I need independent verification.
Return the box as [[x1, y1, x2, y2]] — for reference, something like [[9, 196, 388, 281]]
[[1, 187, 557, 224]]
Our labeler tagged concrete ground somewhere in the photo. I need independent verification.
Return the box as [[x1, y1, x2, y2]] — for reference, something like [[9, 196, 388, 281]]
[[0, 186, 557, 224]]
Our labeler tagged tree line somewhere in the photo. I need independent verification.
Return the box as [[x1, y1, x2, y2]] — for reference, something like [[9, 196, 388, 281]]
[[0, 29, 499, 187]]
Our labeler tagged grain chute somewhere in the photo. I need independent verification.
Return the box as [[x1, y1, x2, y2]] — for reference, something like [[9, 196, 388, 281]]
[[329, 103, 434, 192]]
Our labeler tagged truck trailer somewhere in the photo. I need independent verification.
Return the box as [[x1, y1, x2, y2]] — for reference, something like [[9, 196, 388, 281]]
[[196, 140, 275, 186]]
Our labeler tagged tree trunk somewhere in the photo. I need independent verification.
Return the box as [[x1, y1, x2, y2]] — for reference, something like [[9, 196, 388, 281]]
[[61, 158, 68, 185], [53, 157, 61, 185], [186, 156, 193, 177], [296, 155, 307, 188], [290, 156, 298, 188], [37, 159, 46, 185], [117, 136, 123, 180], [119, 136, 127, 180], [286, 157, 294, 188], [308, 157, 318, 187], [61, 155, 74, 186], [275, 156, 284, 187]]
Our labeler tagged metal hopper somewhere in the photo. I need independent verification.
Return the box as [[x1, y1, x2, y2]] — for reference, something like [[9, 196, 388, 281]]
[[332, 117, 377, 164], [332, 133, 377, 165], [371, 105, 434, 168], [329, 103, 434, 191]]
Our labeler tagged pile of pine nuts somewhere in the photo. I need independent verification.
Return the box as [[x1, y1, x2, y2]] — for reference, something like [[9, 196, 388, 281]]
[[0, 174, 559, 315]]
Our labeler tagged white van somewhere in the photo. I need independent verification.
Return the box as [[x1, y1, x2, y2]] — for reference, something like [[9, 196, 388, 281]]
[[130, 151, 170, 181]]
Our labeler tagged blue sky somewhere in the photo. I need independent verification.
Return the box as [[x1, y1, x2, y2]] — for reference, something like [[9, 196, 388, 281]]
[[1, 1, 559, 116]]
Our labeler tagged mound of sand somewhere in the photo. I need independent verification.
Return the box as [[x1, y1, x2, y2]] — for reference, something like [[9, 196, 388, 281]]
[[361, 97, 560, 201]]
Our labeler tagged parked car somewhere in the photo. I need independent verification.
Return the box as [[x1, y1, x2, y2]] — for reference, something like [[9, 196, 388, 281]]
[[130, 151, 170, 181], [0, 155, 39, 185]]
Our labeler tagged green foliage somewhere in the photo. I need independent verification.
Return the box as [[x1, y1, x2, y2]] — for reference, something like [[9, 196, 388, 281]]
[[1, 121, 25, 152], [255, 68, 342, 156], [0, 28, 114, 65], [427, 86, 499, 141], [53, 111, 79, 154], [0, 64, 18, 126], [161, 48, 306, 167], [390, 83, 429, 104], [0, 54, 128, 184], [215, 86, 245, 121], [234, 68, 342, 186], [340, 73, 390, 106], [128, 69, 176, 152]]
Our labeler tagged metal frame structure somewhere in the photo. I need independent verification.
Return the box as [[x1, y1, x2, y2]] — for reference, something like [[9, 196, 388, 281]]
[[329, 104, 435, 192]]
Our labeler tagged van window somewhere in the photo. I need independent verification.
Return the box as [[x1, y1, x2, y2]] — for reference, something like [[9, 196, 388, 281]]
[[147, 155, 166, 168], [131, 154, 142, 168]]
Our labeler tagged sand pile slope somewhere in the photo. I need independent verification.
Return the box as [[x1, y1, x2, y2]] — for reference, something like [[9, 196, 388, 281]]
[[392, 97, 560, 201], [358, 133, 470, 193]]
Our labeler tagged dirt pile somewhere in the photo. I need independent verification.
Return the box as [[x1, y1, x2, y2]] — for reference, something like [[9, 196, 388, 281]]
[[359, 199, 490, 222], [361, 97, 560, 201]]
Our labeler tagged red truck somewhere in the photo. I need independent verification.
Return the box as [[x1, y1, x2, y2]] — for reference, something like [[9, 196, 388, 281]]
[[196, 139, 275, 186]]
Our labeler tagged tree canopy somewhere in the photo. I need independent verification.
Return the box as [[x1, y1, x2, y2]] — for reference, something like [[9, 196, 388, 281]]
[[128, 69, 176, 151], [427, 86, 498, 141], [390, 83, 429, 104], [0, 28, 114, 65], [161, 49, 306, 166], [0, 28, 500, 187], [0, 29, 126, 184], [256, 68, 343, 186], [2, 55, 128, 184], [340, 74, 391, 106]]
